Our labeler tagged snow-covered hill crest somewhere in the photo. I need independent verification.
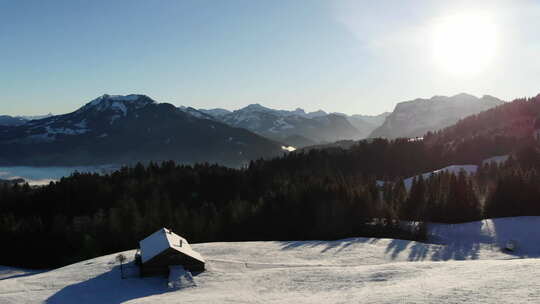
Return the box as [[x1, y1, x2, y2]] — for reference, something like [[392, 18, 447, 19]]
[[2, 217, 540, 303]]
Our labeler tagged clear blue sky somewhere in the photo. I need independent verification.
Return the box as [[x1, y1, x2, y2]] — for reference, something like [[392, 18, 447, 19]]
[[1, 0, 539, 116]]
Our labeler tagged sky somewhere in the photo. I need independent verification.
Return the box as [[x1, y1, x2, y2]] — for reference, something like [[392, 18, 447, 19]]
[[1, 0, 539, 116]]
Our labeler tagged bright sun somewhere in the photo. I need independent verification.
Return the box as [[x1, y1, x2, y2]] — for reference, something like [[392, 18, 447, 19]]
[[431, 13, 498, 76]]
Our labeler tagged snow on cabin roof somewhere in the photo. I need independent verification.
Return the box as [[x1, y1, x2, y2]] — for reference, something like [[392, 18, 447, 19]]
[[139, 228, 205, 264]]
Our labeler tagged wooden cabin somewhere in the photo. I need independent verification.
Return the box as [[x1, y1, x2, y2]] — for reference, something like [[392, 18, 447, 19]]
[[138, 228, 205, 277]]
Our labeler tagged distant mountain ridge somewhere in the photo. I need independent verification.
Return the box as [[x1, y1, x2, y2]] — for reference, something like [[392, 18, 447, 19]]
[[197, 104, 388, 147], [0, 92, 505, 162], [0, 113, 53, 126], [0, 115, 27, 126], [338, 112, 390, 139], [0, 94, 285, 166], [369, 93, 504, 139]]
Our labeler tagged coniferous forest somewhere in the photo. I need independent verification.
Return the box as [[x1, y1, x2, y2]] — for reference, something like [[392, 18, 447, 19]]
[[1, 142, 539, 268], [2, 95, 540, 269]]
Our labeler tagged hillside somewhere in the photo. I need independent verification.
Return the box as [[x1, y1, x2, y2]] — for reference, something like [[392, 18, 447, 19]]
[[0, 114, 53, 127], [0, 115, 27, 126], [370, 93, 504, 139], [427, 94, 540, 144], [2, 217, 540, 303], [0, 95, 285, 167], [423, 94, 540, 164]]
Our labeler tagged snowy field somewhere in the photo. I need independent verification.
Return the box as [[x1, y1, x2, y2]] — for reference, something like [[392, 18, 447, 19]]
[[0, 267, 42, 281], [0, 165, 118, 185], [2, 217, 540, 303]]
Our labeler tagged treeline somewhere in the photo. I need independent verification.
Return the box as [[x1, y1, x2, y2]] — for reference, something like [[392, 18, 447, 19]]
[[0, 159, 420, 268], [1, 142, 540, 269]]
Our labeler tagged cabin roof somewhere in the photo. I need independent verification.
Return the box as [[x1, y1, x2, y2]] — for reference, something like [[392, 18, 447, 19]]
[[139, 228, 205, 264]]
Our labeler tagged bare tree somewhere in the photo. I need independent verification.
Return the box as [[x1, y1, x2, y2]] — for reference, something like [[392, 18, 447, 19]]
[[116, 254, 127, 279]]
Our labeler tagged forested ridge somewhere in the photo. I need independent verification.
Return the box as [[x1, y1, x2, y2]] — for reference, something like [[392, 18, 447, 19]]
[[2, 94, 540, 268]]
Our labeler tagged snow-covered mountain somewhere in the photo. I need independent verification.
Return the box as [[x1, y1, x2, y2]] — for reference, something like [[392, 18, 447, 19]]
[[0, 114, 54, 126], [2, 216, 540, 303], [199, 104, 383, 147], [197, 108, 231, 117], [20, 113, 54, 121], [369, 93, 504, 139], [0, 94, 285, 166], [0, 115, 27, 126]]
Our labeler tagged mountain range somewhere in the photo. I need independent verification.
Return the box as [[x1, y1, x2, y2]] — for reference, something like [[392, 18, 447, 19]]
[[0, 115, 27, 126], [193, 104, 388, 147], [0, 114, 53, 126], [194, 93, 504, 146], [0, 92, 509, 166], [0, 95, 285, 166]]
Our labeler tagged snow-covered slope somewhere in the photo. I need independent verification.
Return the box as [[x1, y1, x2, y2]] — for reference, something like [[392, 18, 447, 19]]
[[3, 217, 540, 303], [0, 266, 42, 281], [482, 155, 509, 165], [197, 108, 231, 117], [0, 116, 27, 127], [403, 164, 478, 189]]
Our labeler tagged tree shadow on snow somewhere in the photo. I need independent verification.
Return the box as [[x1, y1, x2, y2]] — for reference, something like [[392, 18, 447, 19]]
[[279, 237, 380, 254], [383, 238, 483, 262], [45, 263, 169, 304], [488, 217, 540, 259], [278, 219, 540, 263], [385, 221, 485, 261]]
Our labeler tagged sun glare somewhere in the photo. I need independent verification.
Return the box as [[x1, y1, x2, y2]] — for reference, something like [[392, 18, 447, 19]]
[[431, 13, 498, 76]]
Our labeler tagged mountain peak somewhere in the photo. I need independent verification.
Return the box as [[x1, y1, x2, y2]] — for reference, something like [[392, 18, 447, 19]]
[[89, 94, 154, 106], [451, 92, 477, 99], [80, 94, 156, 115], [240, 103, 272, 112], [293, 108, 306, 115]]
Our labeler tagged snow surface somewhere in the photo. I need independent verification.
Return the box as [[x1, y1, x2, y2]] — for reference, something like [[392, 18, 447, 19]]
[[0, 266, 42, 281], [45, 126, 90, 136], [168, 266, 195, 289], [2, 217, 540, 303], [197, 108, 231, 117], [403, 165, 478, 190], [269, 117, 295, 132], [380, 156, 510, 190], [111, 102, 128, 116], [83, 94, 154, 115], [89, 95, 141, 107], [482, 155, 509, 165]]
